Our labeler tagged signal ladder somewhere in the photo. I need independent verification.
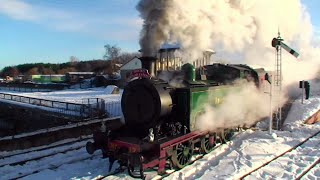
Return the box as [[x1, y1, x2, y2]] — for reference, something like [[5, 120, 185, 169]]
[[273, 41, 282, 130]]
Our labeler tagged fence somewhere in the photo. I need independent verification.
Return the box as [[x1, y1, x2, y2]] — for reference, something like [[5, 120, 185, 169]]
[[105, 101, 122, 117], [0, 93, 122, 119], [82, 98, 106, 118], [82, 98, 122, 118], [0, 93, 84, 118]]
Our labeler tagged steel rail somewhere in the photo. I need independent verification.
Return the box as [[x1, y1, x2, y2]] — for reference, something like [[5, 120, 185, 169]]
[[8, 153, 101, 180], [0, 136, 92, 160], [0, 144, 86, 168], [239, 130, 320, 179], [295, 158, 320, 180]]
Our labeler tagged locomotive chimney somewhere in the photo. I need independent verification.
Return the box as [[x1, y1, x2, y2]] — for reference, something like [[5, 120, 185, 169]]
[[139, 56, 157, 77]]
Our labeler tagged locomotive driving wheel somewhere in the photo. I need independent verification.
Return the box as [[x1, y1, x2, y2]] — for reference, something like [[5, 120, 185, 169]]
[[200, 134, 216, 154], [224, 129, 235, 141], [171, 142, 194, 169], [127, 154, 145, 179], [215, 131, 226, 144]]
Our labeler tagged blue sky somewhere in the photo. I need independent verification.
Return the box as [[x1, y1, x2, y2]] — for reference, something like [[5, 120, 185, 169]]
[[0, 0, 319, 68], [0, 0, 141, 68]]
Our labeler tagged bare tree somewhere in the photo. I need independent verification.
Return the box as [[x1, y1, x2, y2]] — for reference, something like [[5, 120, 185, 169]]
[[42, 68, 55, 75], [58, 67, 77, 74], [27, 67, 39, 75], [8, 67, 20, 77], [103, 44, 121, 61], [70, 56, 79, 66]]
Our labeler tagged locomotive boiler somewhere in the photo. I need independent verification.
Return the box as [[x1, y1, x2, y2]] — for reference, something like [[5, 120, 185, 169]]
[[86, 56, 266, 178]]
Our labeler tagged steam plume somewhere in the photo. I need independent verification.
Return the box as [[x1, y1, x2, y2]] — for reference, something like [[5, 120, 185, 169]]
[[137, 0, 320, 86], [195, 82, 272, 131], [137, 0, 320, 131]]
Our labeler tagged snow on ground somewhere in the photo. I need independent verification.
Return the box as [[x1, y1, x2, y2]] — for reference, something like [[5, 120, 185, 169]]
[[0, 85, 123, 117], [0, 82, 319, 180]]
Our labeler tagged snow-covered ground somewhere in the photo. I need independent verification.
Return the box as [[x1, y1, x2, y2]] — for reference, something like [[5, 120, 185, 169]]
[[0, 85, 122, 117], [0, 82, 319, 180]]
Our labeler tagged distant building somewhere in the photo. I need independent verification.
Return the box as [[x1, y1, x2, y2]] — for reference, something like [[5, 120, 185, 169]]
[[157, 43, 182, 72], [5, 76, 13, 82], [95, 75, 119, 87], [156, 43, 215, 72], [66, 72, 95, 83], [119, 44, 215, 81], [120, 57, 142, 80], [30, 75, 66, 83]]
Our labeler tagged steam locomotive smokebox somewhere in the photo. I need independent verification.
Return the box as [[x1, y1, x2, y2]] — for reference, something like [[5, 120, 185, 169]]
[[121, 78, 173, 135]]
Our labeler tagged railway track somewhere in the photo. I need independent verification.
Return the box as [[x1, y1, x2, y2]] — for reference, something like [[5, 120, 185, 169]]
[[8, 153, 101, 180], [296, 158, 320, 179], [151, 154, 206, 180], [1, 143, 101, 180], [91, 131, 248, 180], [93, 154, 207, 180], [0, 117, 116, 180], [239, 130, 320, 180], [93, 141, 229, 180], [0, 135, 91, 160], [0, 137, 91, 168], [0, 117, 121, 152], [0, 117, 121, 180]]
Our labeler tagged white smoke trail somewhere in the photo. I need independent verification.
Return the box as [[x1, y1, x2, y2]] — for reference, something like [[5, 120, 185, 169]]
[[195, 82, 271, 131], [157, 71, 185, 88]]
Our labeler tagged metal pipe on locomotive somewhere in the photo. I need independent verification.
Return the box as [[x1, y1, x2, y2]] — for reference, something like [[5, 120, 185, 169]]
[[86, 56, 267, 178]]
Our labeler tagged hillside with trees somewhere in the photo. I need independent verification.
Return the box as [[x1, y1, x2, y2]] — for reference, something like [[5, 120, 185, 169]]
[[0, 44, 140, 78]]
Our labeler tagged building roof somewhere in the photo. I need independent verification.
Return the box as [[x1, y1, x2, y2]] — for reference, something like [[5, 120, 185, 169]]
[[159, 43, 181, 51], [159, 43, 215, 54], [204, 49, 216, 54]]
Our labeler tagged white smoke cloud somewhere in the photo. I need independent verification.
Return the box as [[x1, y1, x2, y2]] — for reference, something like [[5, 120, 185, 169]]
[[157, 70, 185, 88], [137, 0, 320, 130], [195, 82, 272, 131], [137, 0, 320, 87]]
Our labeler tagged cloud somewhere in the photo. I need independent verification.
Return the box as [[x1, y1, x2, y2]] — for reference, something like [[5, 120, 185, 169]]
[[0, 0, 142, 40], [0, 0, 38, 20]]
